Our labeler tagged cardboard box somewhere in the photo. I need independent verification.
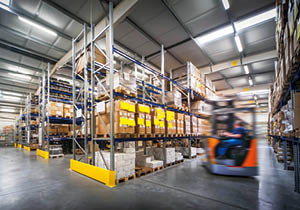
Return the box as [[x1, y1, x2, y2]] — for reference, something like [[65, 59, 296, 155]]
[[145, 114, 152, 134], [135, 113, 145, 134], [293, 92, 300, 108], [136, 103, 150, 114]]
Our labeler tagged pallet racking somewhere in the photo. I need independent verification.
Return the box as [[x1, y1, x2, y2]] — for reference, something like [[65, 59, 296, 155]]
[[68, 2, 212, 186]]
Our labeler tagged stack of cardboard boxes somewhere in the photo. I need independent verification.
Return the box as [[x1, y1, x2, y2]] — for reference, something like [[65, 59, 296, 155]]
[[166, 110, 176, 135], [135, 104, 151, 135], [151, 107, 165, 134], [176, 113, 184, 134], [49, 101, 63, 117]]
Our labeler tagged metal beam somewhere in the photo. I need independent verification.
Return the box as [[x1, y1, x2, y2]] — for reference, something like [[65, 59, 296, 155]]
[[217, 84, 272, 96], [0, 24, 67, 53], [160, 0, 214, 65], [0, 2, 72, 40], [0, 57, 72, 80], [212, 70, 275, 82], [41, 0, 89, 26], [0, 39, 58, 64], [49, 0, 139, 77], [125, 17, 184, 65], [200, 50, 277, 74]]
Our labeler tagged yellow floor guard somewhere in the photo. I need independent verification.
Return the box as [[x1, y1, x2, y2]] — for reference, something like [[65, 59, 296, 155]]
[[18, 144, 22, 149], [23, 145, 31, 152], [36, 149, 49, 159], [70, 159, 116, 188], [14, 143, 17, 148]]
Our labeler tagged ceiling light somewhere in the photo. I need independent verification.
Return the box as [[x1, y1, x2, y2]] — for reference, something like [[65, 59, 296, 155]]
[[18, 16, 57, 36], [196, 25, 234, 44], [222, 0, 230, 10], [234, 35, 243, 52], [8, 73, 31, 80], [244, 66, 249, 74], [1, 95, 21, 101], [238, 89, 269, 96], [249, 78, 253, 86], [0, 2, 9, 11], [234, 8, 276, 31], [2, 91, 23, 97], [0, 108, 16, 113]]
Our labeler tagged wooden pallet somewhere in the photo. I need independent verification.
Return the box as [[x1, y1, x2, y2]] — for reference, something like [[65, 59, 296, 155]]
[[151, 134, 164, 138], [175, 159, 184, 164], [49, 154, 64, 159], [151, 165, 164, 172], [135, 166, 153, 177], [116, 174, 136, 184], [166, 162, 176, 167]]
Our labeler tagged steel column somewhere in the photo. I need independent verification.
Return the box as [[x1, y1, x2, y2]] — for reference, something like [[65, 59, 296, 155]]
[[187, 62, 192, 159], [72, 38, 76, 160], [109, 1, 115, 171], [91, 23, 96, 165], [84, 23, 88, 163], [161, 45, 167, 168], [41, 70, 46, 150]]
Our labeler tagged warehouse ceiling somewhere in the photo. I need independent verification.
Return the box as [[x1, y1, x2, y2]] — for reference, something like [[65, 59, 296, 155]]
[[0, 0, 275, 115]]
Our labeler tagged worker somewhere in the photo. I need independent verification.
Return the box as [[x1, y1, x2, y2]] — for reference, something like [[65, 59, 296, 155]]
[[217, 120, 248, 157]]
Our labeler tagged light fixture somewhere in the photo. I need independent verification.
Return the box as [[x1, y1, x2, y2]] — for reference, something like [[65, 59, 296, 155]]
[[196, 25, 234, 44], [1, 95, 21, 101], [0, 108, 16, 113], [238, 89, 269, 96], [222, 0, 230, 10], [249, 78, 253, 86], [234, 35, 243, 52], [2, 91, 23, 97], [18, 16, 57, 36], [0, 0, 9, 10], [8, 73, 31, 80], [244, 66, 249, 74], [234, 8, 276, 31]]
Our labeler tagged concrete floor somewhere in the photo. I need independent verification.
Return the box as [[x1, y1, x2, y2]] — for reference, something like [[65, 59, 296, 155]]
[[0, 140, 299, 210]]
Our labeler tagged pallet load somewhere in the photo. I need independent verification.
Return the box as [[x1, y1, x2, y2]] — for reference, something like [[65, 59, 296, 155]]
[[175, 152, 183, 162], [135, 104, 151, 135], [184, 115, 191, 134], [95, 151, 136, 180], [175, 147, 197, 158], [135, 151, 164, 169], [49, 101, 64, 117], [197, 118, 211, 136], [176, 113, 184, 134], [76, 47, 106, 76], [63, 104, 73, 118], [151, 107, 165, 134], [191, 116, 198, 135], [147, 147, 175, 164], [95, 100, 136, 136], [166, 110, 176, 135]]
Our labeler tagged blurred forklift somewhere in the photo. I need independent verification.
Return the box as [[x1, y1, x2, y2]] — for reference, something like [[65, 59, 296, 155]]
[[202, 100, 258, 176]]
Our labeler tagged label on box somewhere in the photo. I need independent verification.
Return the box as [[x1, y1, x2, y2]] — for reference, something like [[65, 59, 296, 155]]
[[128, 103, 135, 112], [120, 117, 127, 125], [96, 102, 105, 113], [124, 72, 130, 81], [159, 121, 165, 128], [138, 118, 144, 125], [168, 122, 173, 128], [146, 120, 151, 127], [127, 118, 136, 126], [154, 119, 159, 125], [166, 111, 174, 121]]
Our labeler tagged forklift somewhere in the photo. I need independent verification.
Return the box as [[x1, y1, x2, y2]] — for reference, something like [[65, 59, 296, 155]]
[[202, 100, 258, 176]]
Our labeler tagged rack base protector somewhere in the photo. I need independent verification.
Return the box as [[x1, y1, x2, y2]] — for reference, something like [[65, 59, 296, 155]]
[[23, 146, 31, 152], [18, 144, 22, 149], [70, 159, 116, 188], [36, 149, 49, 159], [14, 143, 17, 148]]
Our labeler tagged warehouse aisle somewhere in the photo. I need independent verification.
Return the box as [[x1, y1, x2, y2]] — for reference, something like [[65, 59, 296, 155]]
[[0, 140, 299, 210]]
